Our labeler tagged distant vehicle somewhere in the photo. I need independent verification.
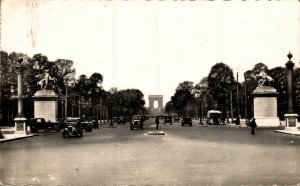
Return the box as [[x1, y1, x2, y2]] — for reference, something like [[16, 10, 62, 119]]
[[62, 118, 83, 138], [130, 115, 144, 130], [164, 116, 173, 125], [173, 115, 180, 123], [181, 116, 192, 126], [29, 118, 61, 133], [124, 115, 131, 123], [112, 116, 119, 123], [81, 120, 93, 132], [117, 116, 126, 124], [206, 110, 222, 124]]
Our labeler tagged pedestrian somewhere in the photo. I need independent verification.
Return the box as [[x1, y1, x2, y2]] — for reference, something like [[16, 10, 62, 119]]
[[155, 116, 160, 130], [249, 118, 257, 135]]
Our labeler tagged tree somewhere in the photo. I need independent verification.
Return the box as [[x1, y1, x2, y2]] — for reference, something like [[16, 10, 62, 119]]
[[171, 81, 196, 117], [195, 77, 212, 119], [207, 63, 234, 115], [165, 101, 175, 115]]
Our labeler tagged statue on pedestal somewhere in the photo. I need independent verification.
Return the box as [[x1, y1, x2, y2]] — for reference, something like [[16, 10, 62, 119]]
[[35, 69, 56, 90], [256, 70, 273, 87]]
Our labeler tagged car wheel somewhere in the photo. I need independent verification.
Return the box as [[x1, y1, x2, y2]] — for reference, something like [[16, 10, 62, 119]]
[[130, 126, 133, 130], [141, 125, 143, 130]]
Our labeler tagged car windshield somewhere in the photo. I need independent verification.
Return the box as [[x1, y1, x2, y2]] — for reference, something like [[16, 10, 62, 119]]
[[66, 118, 80, 123], [132, 116, 141, 120]]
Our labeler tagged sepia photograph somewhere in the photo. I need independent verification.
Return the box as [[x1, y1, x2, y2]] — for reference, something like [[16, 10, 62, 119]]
[[0, 0, 300, 185]]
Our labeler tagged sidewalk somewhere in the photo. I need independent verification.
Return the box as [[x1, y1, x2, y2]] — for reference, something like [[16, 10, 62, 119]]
[[0, 126, 37, 143]]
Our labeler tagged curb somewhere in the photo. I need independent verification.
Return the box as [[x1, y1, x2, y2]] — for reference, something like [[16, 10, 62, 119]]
[[274, 130, 300, 136], [0, 134, 38, 143]]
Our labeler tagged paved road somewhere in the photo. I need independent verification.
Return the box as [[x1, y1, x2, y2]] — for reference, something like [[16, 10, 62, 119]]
[[0, 119, 299, 185]]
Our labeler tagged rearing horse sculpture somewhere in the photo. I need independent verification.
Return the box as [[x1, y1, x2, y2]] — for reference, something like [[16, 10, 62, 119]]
[[36, 69, 56, 90]]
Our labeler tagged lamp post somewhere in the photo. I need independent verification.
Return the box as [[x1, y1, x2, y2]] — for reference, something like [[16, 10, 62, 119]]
[[284, 52, 298, 130], [60, 98, 64, 119], [109, 97, 114, 127], [236, 72, 240, 125], [10, 85, 16, 125], [65, 80, 68, 118], [13, 57, 28, 136], [244, 73, 249, 125]]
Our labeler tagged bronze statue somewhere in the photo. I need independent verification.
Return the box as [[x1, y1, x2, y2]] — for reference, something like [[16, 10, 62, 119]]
[[35, 69, 56, 90]]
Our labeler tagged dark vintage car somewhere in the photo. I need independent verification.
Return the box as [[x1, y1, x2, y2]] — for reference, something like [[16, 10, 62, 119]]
[[29, 118, 61, 133], [130, 115, 144, 130], [117, 116, 126, 124], [62, 118, 83, 138], [181, 117, 192, 126], [173, 115, 180, 123], [81, 120, 93, 132], [88, 116, 99, 129], [164, 116, 173, 125]]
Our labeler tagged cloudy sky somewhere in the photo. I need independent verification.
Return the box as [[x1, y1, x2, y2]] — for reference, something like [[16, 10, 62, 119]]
[[1, 0, 300, 106]]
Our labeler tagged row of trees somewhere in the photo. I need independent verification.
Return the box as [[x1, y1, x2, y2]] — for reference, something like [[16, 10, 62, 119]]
[[166, 62, 300, 121], [0, 51, 146, 125]]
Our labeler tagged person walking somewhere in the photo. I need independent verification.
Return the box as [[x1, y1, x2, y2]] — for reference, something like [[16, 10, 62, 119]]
[[155, 117, 160, 130], [249, 118, 257, 135]]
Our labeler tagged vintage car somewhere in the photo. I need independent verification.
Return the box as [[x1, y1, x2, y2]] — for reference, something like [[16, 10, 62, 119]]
[[117, 116, 126, 124], [81, 120, 93, 132], [62, 118, 83, 138], [173, 115, 180, 123], [130, 115, 144, 130], [29, 118, 61, 133], [206, 110, 222, 125], [164, 116, 173, 125], [181, 116, 192, 126]]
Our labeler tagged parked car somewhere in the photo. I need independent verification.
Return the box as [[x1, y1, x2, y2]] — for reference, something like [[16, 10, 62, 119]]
[[164, 116, 173, 125], [206, 110, 222, 125], [181, 117, 192, 126], [81, 120, 93, 132], [29, 118, 61, 133], [112, 117, 119, 123], [130, 115, 144, 130], [117, 116, 126, 124], [62, 118, 83, 138], [173, 115, 180, 123]]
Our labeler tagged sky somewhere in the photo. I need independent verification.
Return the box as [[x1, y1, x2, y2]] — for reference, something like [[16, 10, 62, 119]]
[[1, 0, 300, 107]]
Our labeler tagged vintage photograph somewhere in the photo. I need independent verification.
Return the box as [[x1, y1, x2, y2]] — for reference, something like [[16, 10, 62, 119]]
[[0, 0, 300, 185]]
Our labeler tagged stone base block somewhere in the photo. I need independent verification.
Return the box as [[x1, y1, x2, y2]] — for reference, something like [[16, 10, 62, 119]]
[[284, 113, 298, 131], [255, 117, 281, 127], [14, 117, 28, 135]]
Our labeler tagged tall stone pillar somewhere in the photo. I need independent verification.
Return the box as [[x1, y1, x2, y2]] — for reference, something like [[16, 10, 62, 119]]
[[14, 58, 28, 136], [284, 52, 298, 131]]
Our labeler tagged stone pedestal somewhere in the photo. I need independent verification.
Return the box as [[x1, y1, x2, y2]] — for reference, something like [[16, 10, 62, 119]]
[[14, 116, 27, 136], [33, 90, 58, 122], [284, 113, 299, 131], [252, 86, 280, 127]]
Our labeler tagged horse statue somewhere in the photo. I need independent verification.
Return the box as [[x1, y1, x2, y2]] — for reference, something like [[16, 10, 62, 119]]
[[35, 69, 56, 90], [256, 71, 273, 87]]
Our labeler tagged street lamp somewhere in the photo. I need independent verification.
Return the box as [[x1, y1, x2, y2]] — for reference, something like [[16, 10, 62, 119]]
[[108, 97, 115, 127], [60, 98, 64, 119], [13, 57, 28, 136], [284, 52, 298, 130], [64, 80, 68, 118]]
